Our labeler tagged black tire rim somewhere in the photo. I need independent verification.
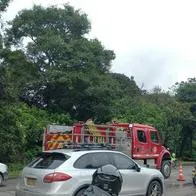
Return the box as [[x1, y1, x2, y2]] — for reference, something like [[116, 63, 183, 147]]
[[149, 182, 162, 196], [163, 163, 170, 178]]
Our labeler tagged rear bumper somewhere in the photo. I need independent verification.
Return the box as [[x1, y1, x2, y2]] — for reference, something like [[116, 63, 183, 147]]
[[15, 186, 72, 196], [15, 190, 71, 196]]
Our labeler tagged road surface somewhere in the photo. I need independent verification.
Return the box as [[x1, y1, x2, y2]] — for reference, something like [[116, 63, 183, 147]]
[[1, 178, 196, 196], [166, 185, 196, 196], [0, 163, 195, 196]]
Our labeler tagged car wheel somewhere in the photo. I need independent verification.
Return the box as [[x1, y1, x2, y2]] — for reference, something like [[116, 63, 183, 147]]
[[146, 180, 162, 196], [193, 176, 196, 186], [160, 160, 171, 179], [75, 188, 87, 196], [0, 174, 3, 186]]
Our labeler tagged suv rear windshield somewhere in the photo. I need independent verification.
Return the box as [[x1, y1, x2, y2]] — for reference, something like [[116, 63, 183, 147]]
[[28, 152, 70, 169]]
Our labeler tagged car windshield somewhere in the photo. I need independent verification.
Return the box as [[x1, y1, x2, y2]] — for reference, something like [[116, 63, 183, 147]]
[[27, 152, 70, 169]]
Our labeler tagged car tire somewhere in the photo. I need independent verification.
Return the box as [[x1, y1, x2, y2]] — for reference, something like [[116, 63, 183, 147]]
[[75, 188, 87, 196], [160, 160, 171, 179], [193, 176, 196, 186], [146, 180, 162, 196], [0, 174, 3, 186]]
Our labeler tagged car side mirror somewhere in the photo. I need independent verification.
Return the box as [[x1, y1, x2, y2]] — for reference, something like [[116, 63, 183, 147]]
[[134, 163, 141, 172]]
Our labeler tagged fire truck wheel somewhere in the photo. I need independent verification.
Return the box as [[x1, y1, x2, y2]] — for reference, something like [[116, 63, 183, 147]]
[[146, 180, 162, 196], [193, 176, 196, 186], [160, 160, 171, 179]]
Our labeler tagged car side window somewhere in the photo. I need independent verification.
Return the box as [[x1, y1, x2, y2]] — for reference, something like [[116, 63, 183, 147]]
[[150, 131, 159, 143], [74, 152, 112, 169], [112, 153, 135, 169], [137, 130, 147, 143], [28, 152, 69, 169]]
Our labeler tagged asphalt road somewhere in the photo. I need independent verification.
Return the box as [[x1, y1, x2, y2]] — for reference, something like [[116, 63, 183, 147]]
[[166, 185, 196, 196]]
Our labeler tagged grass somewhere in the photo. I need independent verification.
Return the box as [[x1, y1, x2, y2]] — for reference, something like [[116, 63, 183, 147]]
[[9, 170, 22, 179], [8, 163, 24, 179]]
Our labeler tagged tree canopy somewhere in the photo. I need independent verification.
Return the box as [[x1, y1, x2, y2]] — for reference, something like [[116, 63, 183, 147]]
[[6, 5, 114, 72]]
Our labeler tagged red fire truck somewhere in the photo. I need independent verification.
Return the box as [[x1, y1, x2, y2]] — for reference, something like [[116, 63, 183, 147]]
[[43, 120, 171, 178]]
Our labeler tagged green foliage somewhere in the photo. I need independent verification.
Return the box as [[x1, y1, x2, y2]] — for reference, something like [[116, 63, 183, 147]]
[[0, 0, 11, 57], [6, 5, 89, 42], [113, 97, 162, 124], [5, 5, 114, 73], [174, 78, 196, 156], [42, 70, 127, 122], [0, 0, 11, 12], [0, 49, 39, 102], [4, 5, 115, 119], [175, 78, 196, 102], [6, 4, 90, 71], [0, 102, 71, 163], [160, 102, 191, 154], [110, 74, 141, 97], [8, 162, 24, 179]]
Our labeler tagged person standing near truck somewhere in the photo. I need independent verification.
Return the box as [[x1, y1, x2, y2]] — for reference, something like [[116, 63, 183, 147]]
[[171, 153, 177, 168]]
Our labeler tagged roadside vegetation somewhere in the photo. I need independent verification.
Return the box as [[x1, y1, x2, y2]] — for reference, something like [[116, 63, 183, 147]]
[[0, 1, 195, 173]]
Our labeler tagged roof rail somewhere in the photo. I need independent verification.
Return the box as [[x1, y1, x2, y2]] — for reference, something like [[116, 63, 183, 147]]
[[63, 142, 113, 151]]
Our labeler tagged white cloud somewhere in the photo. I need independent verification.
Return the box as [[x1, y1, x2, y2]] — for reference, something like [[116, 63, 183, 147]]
[[2, 0, 196, 90]]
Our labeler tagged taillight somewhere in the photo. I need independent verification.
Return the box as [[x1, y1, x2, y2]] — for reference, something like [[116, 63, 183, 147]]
[[43, 172, 72, 183]]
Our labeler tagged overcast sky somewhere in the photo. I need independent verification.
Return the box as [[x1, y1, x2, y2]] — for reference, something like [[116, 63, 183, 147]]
[[2, 0, 196, 91]]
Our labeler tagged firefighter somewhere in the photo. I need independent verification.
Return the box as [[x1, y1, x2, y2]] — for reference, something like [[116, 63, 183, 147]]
[[171, 152, 177, 168], [83, 164, 123, 196]]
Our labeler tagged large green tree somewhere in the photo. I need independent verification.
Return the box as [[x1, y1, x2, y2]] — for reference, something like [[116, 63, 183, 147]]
[[6, 5, 114, 73], [5, 5, 116, 121], [174, 78, 196, 158]]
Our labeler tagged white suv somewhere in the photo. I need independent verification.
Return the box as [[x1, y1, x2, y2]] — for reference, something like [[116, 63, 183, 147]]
[[0, 162, 8, 185], [16, 148, 165, 196]]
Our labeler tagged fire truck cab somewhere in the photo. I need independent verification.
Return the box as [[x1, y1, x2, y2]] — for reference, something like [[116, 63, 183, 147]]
[[43, 120, 171, 178]]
